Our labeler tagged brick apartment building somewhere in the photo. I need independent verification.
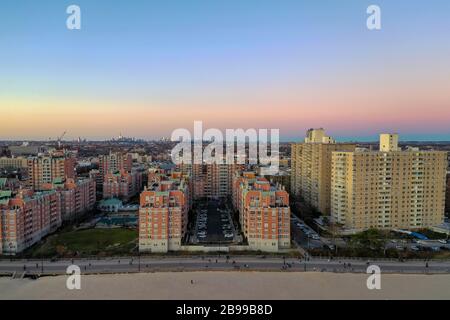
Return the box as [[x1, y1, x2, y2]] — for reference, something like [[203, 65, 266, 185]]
[[103, 169, 143, 201], [232, 172, 291, 252], [0, 189, 62, 255], [139, 170, 191, 253], [27, 153, 75, 191]]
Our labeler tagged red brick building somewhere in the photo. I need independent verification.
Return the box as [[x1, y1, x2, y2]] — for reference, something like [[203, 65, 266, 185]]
[[232, 172, 291, 252], [139, 170, 191, 253]]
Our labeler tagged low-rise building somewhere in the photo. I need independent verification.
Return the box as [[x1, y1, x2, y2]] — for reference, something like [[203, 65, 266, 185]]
[[0, 157, 28, 170]]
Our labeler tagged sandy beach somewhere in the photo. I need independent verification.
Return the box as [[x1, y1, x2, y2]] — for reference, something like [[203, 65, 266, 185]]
[[1, 271, 449, 300]]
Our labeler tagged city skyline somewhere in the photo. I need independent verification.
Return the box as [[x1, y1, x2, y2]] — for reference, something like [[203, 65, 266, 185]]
[[1, 0, 450, 141]]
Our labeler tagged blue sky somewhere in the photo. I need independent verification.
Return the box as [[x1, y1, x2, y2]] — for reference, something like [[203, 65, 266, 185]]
[[1, 0, 450, 141]]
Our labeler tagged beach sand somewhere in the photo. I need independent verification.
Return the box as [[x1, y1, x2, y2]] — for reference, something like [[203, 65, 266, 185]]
[[1, 272, 449, 300]]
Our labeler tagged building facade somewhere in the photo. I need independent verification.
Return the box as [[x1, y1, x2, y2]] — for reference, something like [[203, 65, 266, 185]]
[[331, 134, 447, 232], [0, 157, 28, 170], [291, 128, 356, 215], [44, 178, 96, 222], [103, 170, 143, 201], [0, 190, 62, 255], [27, 154, 75, 191], [99, 152, 133, 180], [183, 163, 241, 199], [139, 170, 191, 253], [233, 172, 291, 252]]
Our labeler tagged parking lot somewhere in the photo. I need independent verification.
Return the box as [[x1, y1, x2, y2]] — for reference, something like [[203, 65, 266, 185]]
[[194, 200, 235, 243], [291, 216, 326, 250], [290, 214, 450, 254]]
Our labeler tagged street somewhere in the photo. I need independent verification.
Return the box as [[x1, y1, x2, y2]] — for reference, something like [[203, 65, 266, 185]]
[[1, 255, 450, 276]]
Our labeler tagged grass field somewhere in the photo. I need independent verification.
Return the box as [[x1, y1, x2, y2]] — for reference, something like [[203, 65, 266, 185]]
[[27, 228, 138, 258]]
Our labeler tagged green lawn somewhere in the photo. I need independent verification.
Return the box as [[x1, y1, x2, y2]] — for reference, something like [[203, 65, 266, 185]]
[[28, 228, 138, 258]]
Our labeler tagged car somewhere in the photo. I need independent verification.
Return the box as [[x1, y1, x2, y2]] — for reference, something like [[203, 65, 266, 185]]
[[438, 239, 447, 244], [431, 246, 441, 252], [410, 245, 420, 251], [311, 235, 320, 240], [395, 245, 404, 251], [224, 234, 233, 238]]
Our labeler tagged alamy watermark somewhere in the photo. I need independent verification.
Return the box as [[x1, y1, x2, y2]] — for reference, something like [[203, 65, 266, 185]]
[[65, 4, 381, 31], [66, 264, 81, 290], [366, 265, 381, 290], [66, 5, 81, 30], [170, 121, 279, 175], [367, 5, 381, 30]]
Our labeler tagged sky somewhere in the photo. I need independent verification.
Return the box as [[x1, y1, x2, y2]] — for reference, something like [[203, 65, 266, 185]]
[[1, 0, 450, 142]]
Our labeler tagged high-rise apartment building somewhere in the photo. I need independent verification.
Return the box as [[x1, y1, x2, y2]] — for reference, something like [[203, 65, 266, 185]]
[[232, 172, 290, 252], [291, 129, 356, 215], [178, 163, 240, 199], [103, 169, 143, 201], [43, 178, 96, 221], [139, 170, 191, 253], [27, 154, 75, 191], [99, 152, 133, 179], [0, 189, 61, 255], [331, 134, 447, 231]]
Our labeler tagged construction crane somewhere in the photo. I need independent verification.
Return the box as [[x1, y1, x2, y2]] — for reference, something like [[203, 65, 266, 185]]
[[57, 131, 67, 148]]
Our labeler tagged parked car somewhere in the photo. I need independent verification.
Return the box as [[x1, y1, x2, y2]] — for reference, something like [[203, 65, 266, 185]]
[[410, 245, 420, 251], [438, 239, 447, 244]]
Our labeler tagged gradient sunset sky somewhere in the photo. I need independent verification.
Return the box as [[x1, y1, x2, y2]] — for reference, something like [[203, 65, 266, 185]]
[[1, 0, 450, 141]]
